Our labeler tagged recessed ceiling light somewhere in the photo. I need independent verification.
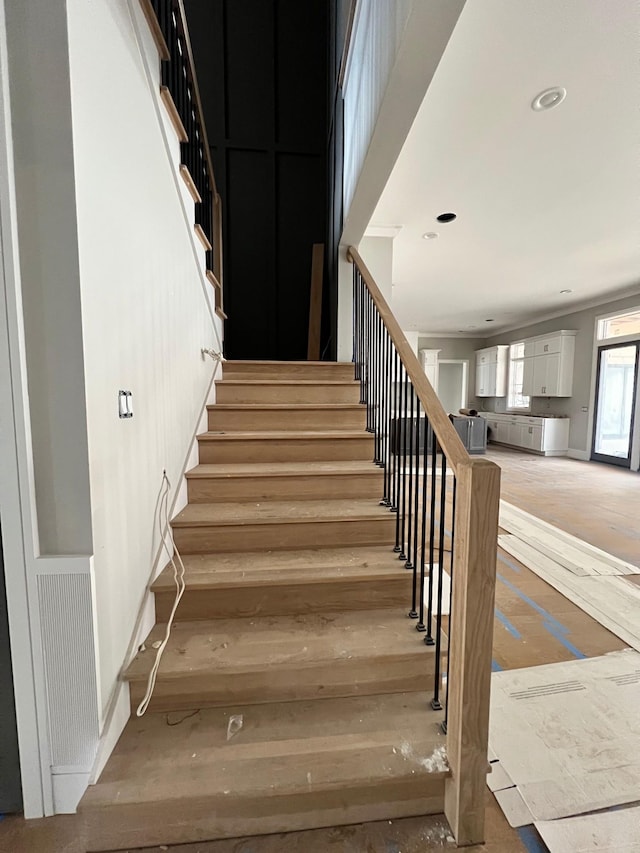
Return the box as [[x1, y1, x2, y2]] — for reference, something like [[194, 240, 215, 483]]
[[422, 232, 439, 240], [532, 87, 566, 111], [436, 212, 457, 223], [560, 288, 573, 294]]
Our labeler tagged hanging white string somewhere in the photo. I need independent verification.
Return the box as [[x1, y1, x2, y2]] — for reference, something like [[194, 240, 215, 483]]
[[136, 471, 187, 717]]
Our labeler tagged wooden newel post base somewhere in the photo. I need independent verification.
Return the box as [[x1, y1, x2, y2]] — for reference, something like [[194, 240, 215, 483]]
[[444, 457, 500, 846]]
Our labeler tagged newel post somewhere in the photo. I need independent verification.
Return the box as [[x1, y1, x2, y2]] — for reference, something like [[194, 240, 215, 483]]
[[444, 457, 500, 846]]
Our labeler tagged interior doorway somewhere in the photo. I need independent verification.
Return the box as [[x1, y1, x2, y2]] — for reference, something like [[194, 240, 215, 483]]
[[591, 341, 639, 468], [437, 359, 468, 415]]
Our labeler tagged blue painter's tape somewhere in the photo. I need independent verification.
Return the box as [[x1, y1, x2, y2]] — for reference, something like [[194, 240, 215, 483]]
[[495, 607, 522, 640], [492, 659, 503, 672], [498, 552, 522, 574], [517, 824, 549, 852], [497, 559, 586, 660], [541, 620, 587, 660], [496, 567, 566, 634]]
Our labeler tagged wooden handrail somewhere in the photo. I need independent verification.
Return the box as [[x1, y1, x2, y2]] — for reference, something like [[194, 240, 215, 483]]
[[348, 246, 468, 473]]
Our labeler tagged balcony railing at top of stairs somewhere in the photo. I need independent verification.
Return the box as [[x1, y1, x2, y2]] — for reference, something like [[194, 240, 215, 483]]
[[348, 246, 501, 847], [142, 0, 224, 316]]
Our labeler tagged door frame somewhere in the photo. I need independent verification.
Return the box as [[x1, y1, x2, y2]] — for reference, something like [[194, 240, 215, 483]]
[[438, 358, 469, 412], [590, 339, 639, 468], [0, 0, 53, 816]]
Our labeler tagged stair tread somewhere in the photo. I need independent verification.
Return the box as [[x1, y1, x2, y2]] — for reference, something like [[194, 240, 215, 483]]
[[82, 692, 447, 809], [199, 429, 370, 441], [208, 403, 364, 410], [218, 379, 358, 385], [172, 499, 389, 527], [125, 608, 433, 682], [152, 545, 403, 591], [186, 461, 381, 478]]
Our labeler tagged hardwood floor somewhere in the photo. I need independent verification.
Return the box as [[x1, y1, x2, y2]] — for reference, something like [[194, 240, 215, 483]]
[[488, 446, 640, 567], [2, 446, 637, 853]]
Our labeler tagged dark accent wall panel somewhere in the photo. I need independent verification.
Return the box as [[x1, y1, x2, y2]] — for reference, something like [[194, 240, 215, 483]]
[[225, 149, 276, 358], [184, 0, 331, 360], [277, 153, 325, 359]]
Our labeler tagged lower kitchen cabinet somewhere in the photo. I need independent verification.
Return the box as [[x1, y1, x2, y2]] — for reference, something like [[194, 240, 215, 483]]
[[481, 413, 570, 456]]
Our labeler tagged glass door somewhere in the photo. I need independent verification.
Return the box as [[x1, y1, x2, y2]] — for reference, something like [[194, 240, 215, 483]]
[[591, 342, 639, 467]]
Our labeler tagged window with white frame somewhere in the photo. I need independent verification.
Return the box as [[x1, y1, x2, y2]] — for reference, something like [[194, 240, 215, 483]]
[[597, 308, 640, 341], [507, 342, 530, 410]]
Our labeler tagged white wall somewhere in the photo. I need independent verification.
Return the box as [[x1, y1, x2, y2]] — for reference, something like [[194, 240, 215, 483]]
[[6, 0, 93, 555], [66, 0, 222, 720], [2, 0, 223, 814], [358, 236, 394, 303]]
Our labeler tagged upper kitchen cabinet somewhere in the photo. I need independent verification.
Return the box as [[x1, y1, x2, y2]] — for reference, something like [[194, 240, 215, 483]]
[[522, 330, 576, 397], [475, 345, 508, 397]]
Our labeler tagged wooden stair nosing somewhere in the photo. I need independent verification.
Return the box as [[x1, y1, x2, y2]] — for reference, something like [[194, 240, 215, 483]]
[[171, 499, 392, 528], [197, 430, 372, 442], [184, 461, 382, 479]]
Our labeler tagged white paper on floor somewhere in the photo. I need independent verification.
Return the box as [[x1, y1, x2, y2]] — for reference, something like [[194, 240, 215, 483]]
[[535, 803, 640, 852], [424, 565, 450, 616], [488, 649, 640, 824]]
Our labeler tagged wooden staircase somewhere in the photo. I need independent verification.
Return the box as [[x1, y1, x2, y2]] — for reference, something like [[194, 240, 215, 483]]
[[81, 360, 450, 851]]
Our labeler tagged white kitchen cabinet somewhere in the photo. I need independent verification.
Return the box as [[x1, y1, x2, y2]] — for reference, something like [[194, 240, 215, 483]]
[[522, 330, 576, 397], [480, 413, 570, 456], [475, 346, 508, 397], [419, 349, 440, 391]]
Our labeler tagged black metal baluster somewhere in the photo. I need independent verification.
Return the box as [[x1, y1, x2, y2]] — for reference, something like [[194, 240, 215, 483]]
[[411, 400, 421, 580], [373, 311, 380, 460], [398, 373, 409, 562], [391, 350, 399, 516], [424, 427, 437, 648], [393, 362, 405, 553], [431, 450, 448, 711], [376, 315, 384, 466], [417, 414, 429, 633], [442, 474, 456, 734], [381, 330, 391, 504], [405, 385, 415, 569], [352, 264, 357, 370], [409, 399, 421, 618]]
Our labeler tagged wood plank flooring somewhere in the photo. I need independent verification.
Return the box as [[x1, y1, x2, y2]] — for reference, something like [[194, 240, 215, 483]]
[[488, 447, 640, 567]]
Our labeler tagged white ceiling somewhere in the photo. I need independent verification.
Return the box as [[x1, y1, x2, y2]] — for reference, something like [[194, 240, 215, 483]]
[[369, 0, 640, 336]]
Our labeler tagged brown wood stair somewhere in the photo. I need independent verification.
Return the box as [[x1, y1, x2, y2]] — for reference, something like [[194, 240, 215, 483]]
[[80, 360, 448, 850]]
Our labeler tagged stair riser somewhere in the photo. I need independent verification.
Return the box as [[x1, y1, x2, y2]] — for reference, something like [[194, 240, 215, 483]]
[[172, 517, 396, 554], [155, 576, 411, 621], [216, 384, 360, 404], [84, 779, 445, 851], [128, 655, 439, 713], [208, 407, 367, 431], [223, 364, 355, 381], [187, 472, 383, 503], [198, 437, 374, 464]]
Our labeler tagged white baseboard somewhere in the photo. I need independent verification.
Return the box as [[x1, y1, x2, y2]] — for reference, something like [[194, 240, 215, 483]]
[[567, 448, 590, 461], [52, 771, 91, 814]]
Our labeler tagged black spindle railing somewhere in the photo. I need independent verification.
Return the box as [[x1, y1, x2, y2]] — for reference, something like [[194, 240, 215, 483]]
[[351, 260, 458, 729], [151, 0, 220, 285]]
